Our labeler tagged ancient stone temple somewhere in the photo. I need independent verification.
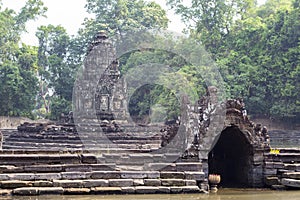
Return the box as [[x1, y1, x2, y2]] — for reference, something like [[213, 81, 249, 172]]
[[0, 32, 300, 196], [73, 31, 128, 123]]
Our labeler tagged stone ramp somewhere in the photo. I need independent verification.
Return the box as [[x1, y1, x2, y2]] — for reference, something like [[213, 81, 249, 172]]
[[0, 150, 206, 196]]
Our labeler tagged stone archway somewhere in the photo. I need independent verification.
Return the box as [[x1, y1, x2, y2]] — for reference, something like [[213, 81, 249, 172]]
[[208, 126, 253, 187]]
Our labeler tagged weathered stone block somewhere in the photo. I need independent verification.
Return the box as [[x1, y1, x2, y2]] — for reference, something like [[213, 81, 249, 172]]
[[61, 172, 90, 180], [0, 174, 9, 181], [83, 179, 109, 187], [170, 186, 183, 193], [147, 163, 176, 171], [81, 154, 97, 164], [91, 171, 120, 179], [35, 173, 61, 180], [121, 187, 135, 194], [185, 172, 205, 181], [273, 162, 284, 169], [161, 179, 185, 187], [91, 187, 122, 194], [64, 188, 91, 194], [8, 173, 35, 181], [33, 181, 53, 187], [160, 172, 185, 179], [283, 172, 300, 179], [109, 179, 133, 187], [176, 163, 202, 172], [284, 164, 296, 170], [264, 169, 277, 175], [271, 185, 287, 190], [53, 180, 84, 188], [264, 162, 274, 169], [24, 165, 62, 173], [185, 180, 197, 186], [182, 186, 201, 193], [147, 171, 160, 179], [38, 187, 64, 195], [281, 178, 300, 188], [133, 179, 144, 186], [144, 179, 161, 186], [120, 171, 147, 179], [0, 180, 32, 189], [264, 176, 279, 186], [158, 186, 170, 193], [13, 187, 38, 195], [135, 186, 159, 194]]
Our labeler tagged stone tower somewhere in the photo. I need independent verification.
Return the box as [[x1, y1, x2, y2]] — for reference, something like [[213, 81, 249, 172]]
[[73, 31, 127, 124]]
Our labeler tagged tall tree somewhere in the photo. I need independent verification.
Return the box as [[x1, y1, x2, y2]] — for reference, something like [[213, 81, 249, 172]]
[[0, 0, 46, 117], [167, 0, 256, 55], [75, 0, 169, 54], [36, 25, 73, 119]]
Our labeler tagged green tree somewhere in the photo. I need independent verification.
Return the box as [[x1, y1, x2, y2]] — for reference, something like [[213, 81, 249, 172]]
[[0, 0, 46, 117], [76, 0, 169, 54], [167, 0, 256, 55], [36, 25, 74, 119]]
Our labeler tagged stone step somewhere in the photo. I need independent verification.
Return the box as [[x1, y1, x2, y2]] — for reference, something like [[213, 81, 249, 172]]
[[0, 149, 154, 154], [0, 154, 83, 165], [2, 143, 161, 151], [0, 171, 205, 182], [265, 153, 300, 162], [0, 163, 116, 173], [284, 163, 300, 171], [5, 130, 162, 138], [277, 148, 300, 153], [281, 178, 300, 188], [0, 151, 201, 171], [282, 172, 300, 179], [10, 185, 204, 195], [6, 134, 162, 141]]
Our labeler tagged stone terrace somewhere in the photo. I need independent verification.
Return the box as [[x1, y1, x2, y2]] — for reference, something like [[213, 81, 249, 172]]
[[0, 124, 207, 196]]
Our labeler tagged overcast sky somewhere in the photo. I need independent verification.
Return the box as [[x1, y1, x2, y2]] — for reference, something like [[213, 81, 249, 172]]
[[1, 0, 184, 46], [2, 0, 266, 46]]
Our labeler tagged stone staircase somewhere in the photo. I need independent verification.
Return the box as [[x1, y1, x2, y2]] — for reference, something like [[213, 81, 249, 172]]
[[0, 150, 205, 196], [0, 125, 206, 196], [1, 124, 162, 150], [264, 148, 300, 189]]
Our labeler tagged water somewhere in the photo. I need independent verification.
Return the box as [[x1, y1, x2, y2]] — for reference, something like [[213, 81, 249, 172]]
[[1, 189, 300, 200]]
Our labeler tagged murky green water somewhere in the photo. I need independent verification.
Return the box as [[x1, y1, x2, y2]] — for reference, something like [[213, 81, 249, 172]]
[[1, 189, 300, 200]]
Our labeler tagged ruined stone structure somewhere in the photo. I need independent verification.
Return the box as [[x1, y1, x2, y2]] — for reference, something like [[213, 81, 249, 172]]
[[0, 32, 299, 196]]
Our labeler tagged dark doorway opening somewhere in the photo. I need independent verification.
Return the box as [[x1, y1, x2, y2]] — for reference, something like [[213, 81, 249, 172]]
[[208, 126, 253, 188]]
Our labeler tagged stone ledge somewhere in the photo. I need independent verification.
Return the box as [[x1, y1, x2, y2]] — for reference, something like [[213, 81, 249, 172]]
[[12, 187, 64, 195], [0, 181, 32, 189], [282, 172, 300, 179], [281, 178, 300, 188]]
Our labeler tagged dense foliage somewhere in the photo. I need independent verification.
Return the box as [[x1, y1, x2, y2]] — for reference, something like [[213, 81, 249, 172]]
[[0, 0, 298, 123], [168, 0, 300, 122]]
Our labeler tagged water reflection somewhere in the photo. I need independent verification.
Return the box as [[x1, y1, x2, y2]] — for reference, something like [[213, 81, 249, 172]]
[[2, 189, 300, 200]]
